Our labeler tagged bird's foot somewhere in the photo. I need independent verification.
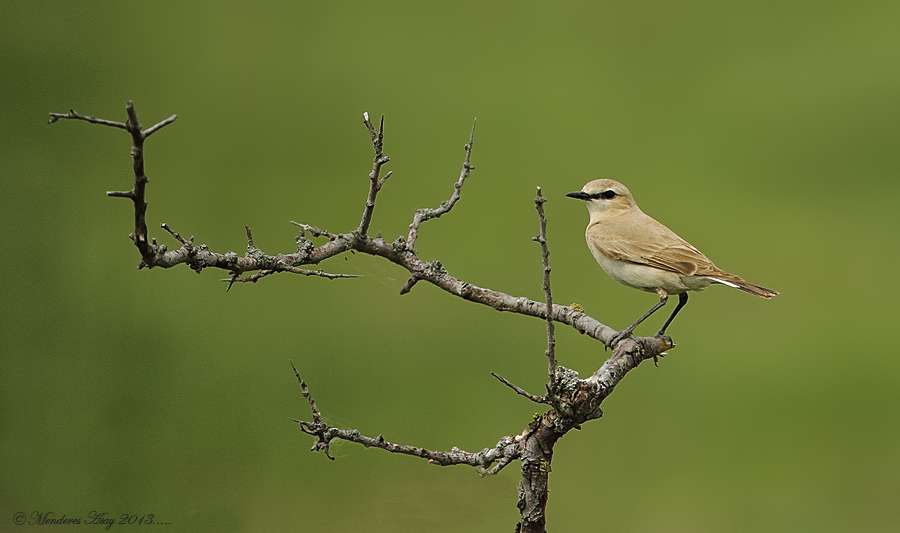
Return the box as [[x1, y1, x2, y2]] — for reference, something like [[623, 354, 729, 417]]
[[605, 329, 635, 350], [653, 332, 674, 345], [650, 333, 676, 366]]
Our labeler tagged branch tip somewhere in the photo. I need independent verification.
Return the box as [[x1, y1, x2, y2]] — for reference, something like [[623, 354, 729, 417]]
[[490, 372, 548, 404], [399, 276, 420, 295], [143, 114, 178, 138]]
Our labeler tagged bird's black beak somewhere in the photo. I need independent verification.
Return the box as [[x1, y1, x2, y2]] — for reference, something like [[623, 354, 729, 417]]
[[566, 191, 590, 200]]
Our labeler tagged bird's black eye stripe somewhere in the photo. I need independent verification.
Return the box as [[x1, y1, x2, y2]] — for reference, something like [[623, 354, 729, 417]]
[[590, 190, 617, 200]]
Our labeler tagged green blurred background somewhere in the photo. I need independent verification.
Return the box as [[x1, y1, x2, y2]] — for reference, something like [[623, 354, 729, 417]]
[[2, 1, 899, 531]]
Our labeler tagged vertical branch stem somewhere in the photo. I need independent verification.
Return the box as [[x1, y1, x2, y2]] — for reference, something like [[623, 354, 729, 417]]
[[50, 102, 176, 269], [534, 187, 557, 386], [358, 112, 390, 237], [105, 101, 174, 266], [126, 102, 150, 254]]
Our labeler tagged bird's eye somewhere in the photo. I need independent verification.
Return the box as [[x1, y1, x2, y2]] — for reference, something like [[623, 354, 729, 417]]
[[601, 190, 617, 200]]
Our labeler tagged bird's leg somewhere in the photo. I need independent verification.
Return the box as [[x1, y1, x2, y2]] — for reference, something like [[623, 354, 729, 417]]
[[645, 291, 688, 366], [655, 292, 688, 338], [607, 288, 668, 349]]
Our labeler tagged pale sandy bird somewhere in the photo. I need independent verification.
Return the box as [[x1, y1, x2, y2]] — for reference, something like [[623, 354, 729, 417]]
[[567, 178, 777, 346]]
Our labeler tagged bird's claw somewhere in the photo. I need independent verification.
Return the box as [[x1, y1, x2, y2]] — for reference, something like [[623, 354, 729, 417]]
[[653, 333, 675, 350], [649, 333, 676, 366], [605, 329, 635, 350]]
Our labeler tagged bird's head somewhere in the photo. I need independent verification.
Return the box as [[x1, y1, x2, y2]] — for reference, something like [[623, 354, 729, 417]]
[[566, 179, 637, 220]]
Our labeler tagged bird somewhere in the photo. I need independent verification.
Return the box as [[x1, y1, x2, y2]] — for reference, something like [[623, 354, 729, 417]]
[[566, 178, 777, 347]]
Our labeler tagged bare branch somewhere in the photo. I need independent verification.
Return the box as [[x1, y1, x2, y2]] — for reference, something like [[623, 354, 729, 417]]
[[587, 335, 675, 398], [51, 103, 673, 354], [533, 187, 557, 395], [357, 112, 390, 237], [290, 221, 337, 240], [290, 361, 334, 459], [52, 104, 359, 283], [48, 108, 129, 129], [161, 223, 192, 246], [291, 361, 324, 423], [50, 101, 179, 268], [406, 120, 476, 248], [224, 268, 357, 284], [143, 114, 178, 138], [291, 362, 523, 472], [491, 372, 548, 404]]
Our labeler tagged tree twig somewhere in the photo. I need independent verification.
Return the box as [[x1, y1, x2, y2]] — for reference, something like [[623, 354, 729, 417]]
[[48, 108, 129, 129], [291, 221, 337, 240], [291, 362, 523, 472], [491, 372, 548, 404], [533, 187, 557, 395], [357, 112, 390, 237], [224, 268, 357, 285], [49, 102, 177, 268], [160, 222, 192, 246], [406, 120, 476, 248]]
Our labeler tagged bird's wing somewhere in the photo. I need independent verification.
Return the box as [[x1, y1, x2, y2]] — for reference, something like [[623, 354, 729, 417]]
[[588, 214, 717, 276]]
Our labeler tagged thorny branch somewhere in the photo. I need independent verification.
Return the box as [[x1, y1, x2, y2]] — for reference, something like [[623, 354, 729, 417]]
[[292, 361, 524, 473], [51, 101, 675, 533], [50, 103, 177, 265], [358, 112, 391, 237], [49, 103, 666, 348]]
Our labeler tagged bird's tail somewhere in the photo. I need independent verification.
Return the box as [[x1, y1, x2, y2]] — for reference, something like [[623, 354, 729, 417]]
[[708, 272, 779, 299]]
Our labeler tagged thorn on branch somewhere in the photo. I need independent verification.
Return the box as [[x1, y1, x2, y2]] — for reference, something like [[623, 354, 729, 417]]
[[225, 274, 240, 292], [399, 275, 420, 295], [491, 372, 548, 404], [160, 222, 192, 246], [377, 170, 392, 191], [291, 361, 325, 424], [245, 225, 255, 248], [291, 221, 337, 240], [107, 190, 133, 199], [222, 267, 358, 286], [362, 111, 386, 157], [143, 114, 178, 138]]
